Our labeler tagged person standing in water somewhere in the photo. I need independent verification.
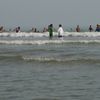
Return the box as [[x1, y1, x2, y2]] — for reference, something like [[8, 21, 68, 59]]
[[95, 24, 100, 32], [58, 24, 64, 37], [76, 25, 80, 32], [89, 25, 93, 32], [48, 24, 53, 39]]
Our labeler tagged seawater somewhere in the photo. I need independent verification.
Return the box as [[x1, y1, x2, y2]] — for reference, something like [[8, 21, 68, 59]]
[[0, 32, 100, 100]]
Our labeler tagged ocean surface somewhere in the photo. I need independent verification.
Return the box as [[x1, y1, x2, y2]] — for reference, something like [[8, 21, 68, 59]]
[[0, 32, 100, 100]]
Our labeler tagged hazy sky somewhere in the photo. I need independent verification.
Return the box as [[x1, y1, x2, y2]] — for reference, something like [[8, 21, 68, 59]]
[[0, 0, 100, 29]]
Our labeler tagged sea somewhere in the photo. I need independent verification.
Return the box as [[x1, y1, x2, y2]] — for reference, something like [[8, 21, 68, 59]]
[[0, 32, 100, 100]]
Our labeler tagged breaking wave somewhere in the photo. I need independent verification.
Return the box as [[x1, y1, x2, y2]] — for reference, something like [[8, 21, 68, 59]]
[[22, 56, 100, 64], [0, 32, 100, 37], [0, 40, 100, 45], [0, 32, 100, 45], [0, 53, 100, 64]]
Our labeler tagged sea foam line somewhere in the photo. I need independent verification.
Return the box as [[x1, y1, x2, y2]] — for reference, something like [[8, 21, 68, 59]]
[[22, 56, 100, 63], [0, 40, 100, 45], [0, 32, 49, 37], [64, 32, 100, 37], [0, 32, 100, 37]]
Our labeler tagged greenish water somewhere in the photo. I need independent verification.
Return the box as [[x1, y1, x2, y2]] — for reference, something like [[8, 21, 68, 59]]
[[0, 36, 100, 100]]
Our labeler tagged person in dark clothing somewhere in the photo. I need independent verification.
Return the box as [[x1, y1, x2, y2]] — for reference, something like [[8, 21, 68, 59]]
[[89, 25, 93, 32], [76, 25, 80, 32], [95, 24, 100, 32], [48, 24, 53, 39], [15, 26, 21, 33]]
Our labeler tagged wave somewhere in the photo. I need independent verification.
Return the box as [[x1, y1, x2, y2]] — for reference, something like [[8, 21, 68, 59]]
[[0, 32, 48, 37], [0, 54, 100, 64], [22, 56, 100, 63], [64, 32, 100, 37], [0, 32, 100, 37], [0, 40, 100, 45]]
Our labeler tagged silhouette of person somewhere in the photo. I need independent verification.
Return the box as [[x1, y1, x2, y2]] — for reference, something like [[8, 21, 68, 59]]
[[95, 24, 100, 32], [89, 25, 93, 32], [48, 24, 53, 39], [76, 25, 80, 32]]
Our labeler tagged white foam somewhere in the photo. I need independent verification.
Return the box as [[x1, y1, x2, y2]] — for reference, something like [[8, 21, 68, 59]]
[[22, 56, 68, 62], [0, 40, 100, 45], [22, 56, 100, 62], [64, 32, 100, 37], [0, 32, 49, 37], [0, 32, 100, 37]]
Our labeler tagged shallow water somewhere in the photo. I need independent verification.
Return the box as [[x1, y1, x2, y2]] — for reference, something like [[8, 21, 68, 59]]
[[0, 33, 100, 100]]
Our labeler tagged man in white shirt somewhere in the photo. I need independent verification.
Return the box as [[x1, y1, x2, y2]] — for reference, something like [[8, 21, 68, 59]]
[[58, 24, 64, 37]]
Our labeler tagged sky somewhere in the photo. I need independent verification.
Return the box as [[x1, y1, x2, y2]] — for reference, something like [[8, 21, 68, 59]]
[[0, 0, 100, 29]]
